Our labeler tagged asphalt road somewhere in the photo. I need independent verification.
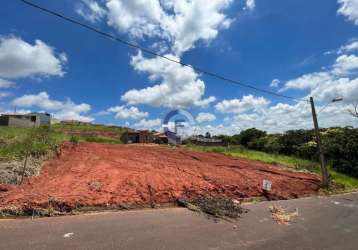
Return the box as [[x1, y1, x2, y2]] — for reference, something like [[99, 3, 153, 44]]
[[1, 192, 357, 250]]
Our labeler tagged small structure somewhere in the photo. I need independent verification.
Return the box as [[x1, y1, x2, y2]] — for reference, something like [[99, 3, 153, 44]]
[[0, 112, 51, 128], [28, 113, 51, 126], [121, 130, 154, 143], [153, 132, 168, 144]]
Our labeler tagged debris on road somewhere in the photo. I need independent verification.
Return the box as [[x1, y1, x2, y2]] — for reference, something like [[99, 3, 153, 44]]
[[178, 196, 249, 219], [269, 205, 299, 225], [63, 232, 74, 238]]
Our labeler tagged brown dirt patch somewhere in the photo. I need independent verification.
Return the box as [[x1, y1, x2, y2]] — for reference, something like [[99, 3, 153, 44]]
[[0, 142, 320, 213]]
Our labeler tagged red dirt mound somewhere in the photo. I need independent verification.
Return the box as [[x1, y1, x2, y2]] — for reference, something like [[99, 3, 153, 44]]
[[0, 143, 320, 211]]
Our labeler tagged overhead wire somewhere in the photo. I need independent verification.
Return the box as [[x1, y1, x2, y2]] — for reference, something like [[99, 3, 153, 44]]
[[17, 0, 308, 103]]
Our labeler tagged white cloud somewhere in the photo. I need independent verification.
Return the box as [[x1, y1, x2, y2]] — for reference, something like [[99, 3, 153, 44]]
[[338, 39, 358, 54], [280, 72, 332, 92], [271, 43, 358, 133], [82, 0, 234, 55], [0, 36, 67, 79], [107, 105, 148, 119], [332, 54, 358, 75], [310, 77, 358, 103], [76, 0, 106, 23], [160, 0, 234, 55], [270, 78, 280, 88], [133, 118, 161, 130], [338, 0, 358, 25], [244, 0, 255, 11], [196, 112, 216, 123], [194, 96, 217, 108], [215, 95, 270, 114], [121, 52, 214, 108], [214, 100, 355, 134], [12, 92, 93, 122], [106, 0, 163, 38], [0, 78, 15, 88]]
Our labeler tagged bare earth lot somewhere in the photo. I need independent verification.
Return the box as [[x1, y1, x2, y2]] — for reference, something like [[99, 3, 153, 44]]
[[0, 143, 320, 212]]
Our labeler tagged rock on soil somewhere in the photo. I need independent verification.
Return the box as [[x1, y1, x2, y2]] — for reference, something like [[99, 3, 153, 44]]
[[0, 142, 321, 213]]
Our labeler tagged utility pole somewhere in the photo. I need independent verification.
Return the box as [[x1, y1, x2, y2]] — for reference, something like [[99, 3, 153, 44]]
[[310, 96, 330, 188]]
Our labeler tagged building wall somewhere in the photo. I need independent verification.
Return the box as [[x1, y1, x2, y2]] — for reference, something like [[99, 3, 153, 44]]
[[8, 116, 36, 128], [29, 113, 51, 126]]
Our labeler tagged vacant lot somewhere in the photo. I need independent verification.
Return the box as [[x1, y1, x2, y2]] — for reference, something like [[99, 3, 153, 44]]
[[0, 142, 320, 213]]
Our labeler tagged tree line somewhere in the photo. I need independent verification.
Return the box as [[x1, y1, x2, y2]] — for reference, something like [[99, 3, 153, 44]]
[[211, 127, 358, 178]]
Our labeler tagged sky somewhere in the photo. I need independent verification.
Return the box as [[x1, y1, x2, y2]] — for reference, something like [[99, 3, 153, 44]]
[[0, 0, 358, 134]]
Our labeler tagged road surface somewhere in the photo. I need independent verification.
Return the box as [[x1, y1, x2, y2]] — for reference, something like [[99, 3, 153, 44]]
[[1, 192, 357, 250]]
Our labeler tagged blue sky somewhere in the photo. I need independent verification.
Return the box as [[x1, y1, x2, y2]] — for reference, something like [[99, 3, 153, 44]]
[[0, 0, 358, 134]]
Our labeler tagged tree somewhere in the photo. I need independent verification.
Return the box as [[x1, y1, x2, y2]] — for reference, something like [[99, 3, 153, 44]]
[[239, 128, 266, 147], [348, 103, 358, 118], [205, 132, 211, 139]]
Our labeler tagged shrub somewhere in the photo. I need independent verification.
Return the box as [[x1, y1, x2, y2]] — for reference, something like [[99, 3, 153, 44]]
[[69, 135, 79, 144], [277, 130, 314, 155], [239, 128, 266, 147], [322, 127, 358, 178]]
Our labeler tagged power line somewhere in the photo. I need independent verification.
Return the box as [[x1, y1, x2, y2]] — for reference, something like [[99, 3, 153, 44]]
[[18, 0, 307, 103]]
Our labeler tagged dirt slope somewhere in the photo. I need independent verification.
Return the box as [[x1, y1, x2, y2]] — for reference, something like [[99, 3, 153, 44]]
[[0, 143, 320, 211]]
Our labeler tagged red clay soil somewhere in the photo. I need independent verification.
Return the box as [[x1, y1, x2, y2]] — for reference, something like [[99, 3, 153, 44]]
[[0, 143, 320, 212]]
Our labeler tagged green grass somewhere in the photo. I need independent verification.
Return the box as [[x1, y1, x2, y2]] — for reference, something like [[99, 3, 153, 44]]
[[52, 123, 125, 133], [72, 135, 122, 144], [184, 144, 358, 190], [0, 127, 69, 161], [0, 125, 123, 161], [0, 127, 31, 143]]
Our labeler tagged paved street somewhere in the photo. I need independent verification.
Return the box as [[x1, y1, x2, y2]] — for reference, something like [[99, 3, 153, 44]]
[[1, 192, 357, 250]]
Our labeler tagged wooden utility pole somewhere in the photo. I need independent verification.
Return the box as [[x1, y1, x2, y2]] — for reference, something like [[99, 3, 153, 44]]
[[310, 96, 330, 188]]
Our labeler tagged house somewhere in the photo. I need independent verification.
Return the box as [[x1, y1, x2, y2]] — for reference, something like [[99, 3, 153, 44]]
[[28, 113, 51, 126], [0, 113, 51, 128], [121, 130, 155, 143], [153, 132, 168, 144]]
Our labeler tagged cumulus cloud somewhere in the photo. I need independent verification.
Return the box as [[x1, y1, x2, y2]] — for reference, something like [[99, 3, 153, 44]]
[[279, 72, 332, 92], [196, 112, 216, 123], [133, 118, 161, 130], [338, 39, 358, 54], [280, 46, 358, 104], [12, 92, 93, 122], [205, 99, 355, 134], [160, 0, 234, 55], [107, 105, 148, 119], [121, 52, 214, 108], [215, 95, 270, 114], [0, 36, 67, 79], [338, 0, 358, 25], [78, 0, 234, 55], [76, 0, 106, 23], [332, 54, 358, 75], [106, 0, 163, 38], [75, 1, 240, 111], [310, 77, 358, 103]]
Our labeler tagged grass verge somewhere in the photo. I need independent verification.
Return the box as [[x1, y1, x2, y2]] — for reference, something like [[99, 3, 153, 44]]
[[184, 144, 358, 191]]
